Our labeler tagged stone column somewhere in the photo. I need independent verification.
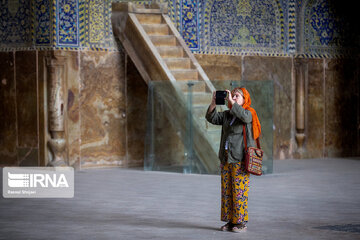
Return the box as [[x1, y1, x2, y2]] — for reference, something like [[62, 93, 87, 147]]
[[46, 52, 68, 166], [294, 58, 307, 153]]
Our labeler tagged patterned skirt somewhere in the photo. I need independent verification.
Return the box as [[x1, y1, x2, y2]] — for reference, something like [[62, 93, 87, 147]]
[[220, 160, 250, 224]]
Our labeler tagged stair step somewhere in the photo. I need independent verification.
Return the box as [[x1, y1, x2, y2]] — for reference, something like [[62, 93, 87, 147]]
[[133, 4, 146, 9], [163, 58, 191, 69], [149, 35, 177, 46], [171, 69, 198, 81], [177, 81, 206, 92], [184, 92, 212, 104], [136, 14, 163, 24], [134, 8, 162, 14], [142, 24, 169, 35], [157, 46, 184, 58]]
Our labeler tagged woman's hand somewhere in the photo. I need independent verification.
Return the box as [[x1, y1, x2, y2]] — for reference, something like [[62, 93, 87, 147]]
[[208, 91, 216, 113], [226, 90, 235, 106]]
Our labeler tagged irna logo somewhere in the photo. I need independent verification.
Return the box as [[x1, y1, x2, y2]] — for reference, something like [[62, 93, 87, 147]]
[[8, 172, 69, 188], [3, 167, 74, 198]]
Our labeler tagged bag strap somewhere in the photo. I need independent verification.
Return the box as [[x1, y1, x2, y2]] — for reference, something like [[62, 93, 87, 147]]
[[243, 124, 261, 149], [242, 125, 248, 149], [256, 138, 261, 149]]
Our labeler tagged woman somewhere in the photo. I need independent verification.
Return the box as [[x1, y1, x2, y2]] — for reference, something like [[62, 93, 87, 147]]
[[205, 87, 261, 233]]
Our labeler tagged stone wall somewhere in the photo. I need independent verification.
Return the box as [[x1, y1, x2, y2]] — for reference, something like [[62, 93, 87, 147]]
[[0, 0, 359, 168], [0, 49, 148, 168], [1, 49, 358, 168], [0, 51, 38, 166], [196, 54, 360, 160]]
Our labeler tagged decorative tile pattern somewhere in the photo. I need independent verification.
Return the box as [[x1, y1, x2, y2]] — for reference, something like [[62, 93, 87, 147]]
[[303, 0, 352, 57], [175, 0, 181, 30], [34, 0, 52, 45], [201, 0, 285, 55], [0, 0, 356, 58], [90, 1, 105, 44], [52, 0, 57, 46], [56, 0, 79, 47], [79, 0, 86, 46], [288, 0, 296, 53], [305, 0, 335, 46], [168, 0, 176, 24], [0, 0, 32, 45], [82, 0, 113, 50], [181, 0, 199, 50]]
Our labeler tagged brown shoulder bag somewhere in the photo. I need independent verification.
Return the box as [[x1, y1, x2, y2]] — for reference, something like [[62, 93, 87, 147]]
[[243, 125, 263, 176]]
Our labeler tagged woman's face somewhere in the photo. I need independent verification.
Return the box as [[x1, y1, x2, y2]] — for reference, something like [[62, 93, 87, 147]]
[[232, 91, 244, 106]]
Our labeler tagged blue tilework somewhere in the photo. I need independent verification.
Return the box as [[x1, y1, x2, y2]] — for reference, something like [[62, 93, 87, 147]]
[[181, 0, 199, 50], [56, 0, 79, 47], [0, 0, 356, 58], [303, 0, 354, 57], [0, 0, 32, 45], [201, 0, 285, 55], [288, 0, 296, 53], [34, 0, 52, 45]]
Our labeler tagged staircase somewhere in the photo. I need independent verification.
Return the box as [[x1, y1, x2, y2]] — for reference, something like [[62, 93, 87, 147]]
[[111, 2, 224, 174]]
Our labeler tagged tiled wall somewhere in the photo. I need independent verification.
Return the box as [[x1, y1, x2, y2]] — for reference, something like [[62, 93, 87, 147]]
[[0, 1, 33, 49], [299, 0, 357, 58], [0, 0, 358, 57]]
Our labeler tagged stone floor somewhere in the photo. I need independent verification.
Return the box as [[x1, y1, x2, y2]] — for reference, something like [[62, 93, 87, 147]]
[[1, 158, 360, 240]]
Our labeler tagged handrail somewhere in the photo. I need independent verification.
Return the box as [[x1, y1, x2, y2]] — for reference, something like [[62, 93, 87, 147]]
[[127, 13, 188, 103]]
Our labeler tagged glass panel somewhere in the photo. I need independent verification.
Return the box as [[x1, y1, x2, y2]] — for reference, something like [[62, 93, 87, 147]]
[[144, 80, 207, 174], [144, 80, 273, 175]]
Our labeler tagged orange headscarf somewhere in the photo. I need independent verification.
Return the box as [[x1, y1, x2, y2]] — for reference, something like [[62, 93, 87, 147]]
[[228, 87, 261, 140]]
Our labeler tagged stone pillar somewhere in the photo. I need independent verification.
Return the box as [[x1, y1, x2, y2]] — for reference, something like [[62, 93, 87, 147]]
[[46, 52, 68, 166], [294, 58, 307, 153]]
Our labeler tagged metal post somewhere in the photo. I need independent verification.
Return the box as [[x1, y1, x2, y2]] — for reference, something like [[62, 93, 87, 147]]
[[184, 81, 194, 174], [144, 82, 155, 170]]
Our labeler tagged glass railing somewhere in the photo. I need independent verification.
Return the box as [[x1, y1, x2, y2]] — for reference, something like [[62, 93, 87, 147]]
[[144, 80, 273, 175], [144, 80, 207, 174]]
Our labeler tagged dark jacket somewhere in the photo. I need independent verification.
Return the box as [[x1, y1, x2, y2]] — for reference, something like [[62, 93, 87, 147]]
[[205, 103, 255, 164]]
